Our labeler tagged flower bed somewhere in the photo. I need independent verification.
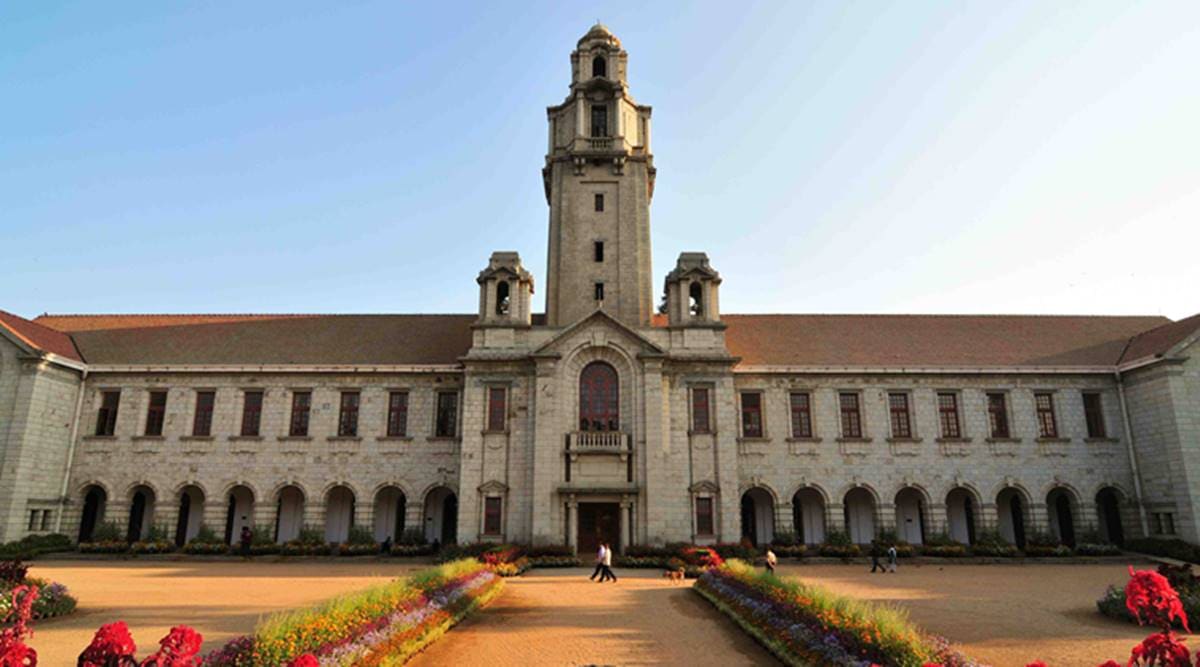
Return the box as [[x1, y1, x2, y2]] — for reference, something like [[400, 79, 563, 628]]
[[129, 539, 176, 555], [204, 558, 502, 665], [693, 559, 976, 666], [0, 560, 77, 621]]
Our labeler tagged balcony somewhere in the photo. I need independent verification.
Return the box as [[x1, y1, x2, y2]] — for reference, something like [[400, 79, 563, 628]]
[[567, 431, 630, 452]]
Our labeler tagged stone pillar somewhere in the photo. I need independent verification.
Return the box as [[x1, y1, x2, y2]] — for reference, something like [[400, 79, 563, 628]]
[[775, 502, 794, 540], [304, 500, 325, 538], [356, 498, 374, 534], [620, 498, 632, 553], [827, 503, 846, 534], [155, 500, 179, 541], [566, 497, 578, 553], [203, 500, 227, 541], [880, 502, 896, 535], [1030, 503, 1050, 535], [927, 503, 949, 538], [979, 502, 1000, 533], [253, 499, 274, 534]]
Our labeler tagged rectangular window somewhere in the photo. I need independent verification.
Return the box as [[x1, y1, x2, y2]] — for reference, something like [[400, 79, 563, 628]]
[[386, 391, 408, 437], [691, 387, 711, 433], [95, 391, 120, 436], [483, 497, 502, 535], [839, 392, 862, 438], [486, 387, 507, 432], [695, 497, 714, 536], [240, 390, 263, 437], [289, 391, 311, 437], [789, 392, 813, 438], [594, 240, 604, 262], [1083, 392, 1107, 438], [937, 392, 961, 439], [590, 104, 608, 137], [338, 391, 360, 437], [594, 193, 604, 212], [193, 391, 215, 437], [740, 392, 763, 438], [40, 510, 51, 531], [1153, 512, 1176, 536], [28, 511, 38, 531], [986, 392, 1010, 438], [1035, 392, 1058, 438], [594, 282, 605, 301], [888, 392, 912, 438], [435, 391, 459, 438], [145, 390, 167, 436]]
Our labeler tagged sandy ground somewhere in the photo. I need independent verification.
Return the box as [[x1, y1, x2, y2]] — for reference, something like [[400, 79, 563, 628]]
[[777, 562, 1151, 667], [409, 568, 779, 667], [26, 558, 427, 665]]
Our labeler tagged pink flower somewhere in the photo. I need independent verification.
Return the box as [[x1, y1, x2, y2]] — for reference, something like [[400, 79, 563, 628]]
[[139, 625, 203, 666], [287, 655, 319, 667]]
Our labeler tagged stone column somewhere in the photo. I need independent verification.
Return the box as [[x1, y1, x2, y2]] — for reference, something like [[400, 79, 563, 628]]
[[979, 502, 1000, 533], [566, 496, 578, 553], [774, 502, 794, 541], [827, 502, 846, 534], [620, 498, 632, 553], [927, 503, 949, 538]]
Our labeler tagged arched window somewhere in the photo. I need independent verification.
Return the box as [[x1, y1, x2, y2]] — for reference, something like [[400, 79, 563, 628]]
[[689, 282, 704, 316], [592, 55, 607, 78], [579, 361, 618, 431], [495, 281, 510, 315]]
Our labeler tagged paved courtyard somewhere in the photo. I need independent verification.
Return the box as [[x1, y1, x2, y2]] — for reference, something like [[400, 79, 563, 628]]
[[27, 559, 426, 665], [24, 559, 1157, 666], [777, 562, 1150, 667]]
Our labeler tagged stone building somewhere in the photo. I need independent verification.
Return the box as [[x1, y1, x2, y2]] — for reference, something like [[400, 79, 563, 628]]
[[2, 24, 1199, 554]]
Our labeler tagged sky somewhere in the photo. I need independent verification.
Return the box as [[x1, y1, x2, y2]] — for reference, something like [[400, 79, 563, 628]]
[[2, 1, 1198, 320]]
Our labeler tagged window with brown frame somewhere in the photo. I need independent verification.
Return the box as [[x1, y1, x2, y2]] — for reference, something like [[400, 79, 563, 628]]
[[691, 387, 711, 433], [289, 391, 311, 437], [483, 497, 502, 535], [594, 193, 604, 212], [789, 392, 813, 438], [839, 392, 862, 438], [240, 391, 263, 437], [986, 392, 1010, 438], [937, 392, 961, 438], [888, 392, 912, 438], [386, 391, 408, 437], [144, 391, 167, 436], [337, 391, 359, 437], [1083, 392, 1106, 438], [695, 497, 714, 536], [193, 391, 215, 437], [590, 104, 608, 137], [1035, 392, 1058, 438], [740, 392, 763, 438], [95, 391, 120, 436], [435, 391, 458, 438], [486, 387, 507, 432]]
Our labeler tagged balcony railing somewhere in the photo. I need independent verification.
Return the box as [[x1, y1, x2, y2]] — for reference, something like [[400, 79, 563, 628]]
[[567, 431, 629, 450], [587, 136, 614, 151]]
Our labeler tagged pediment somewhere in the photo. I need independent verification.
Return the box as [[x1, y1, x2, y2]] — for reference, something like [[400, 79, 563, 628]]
[[533, 309, 664, 358], [689, 480, 720, 494], [478, 480, 509, 494]]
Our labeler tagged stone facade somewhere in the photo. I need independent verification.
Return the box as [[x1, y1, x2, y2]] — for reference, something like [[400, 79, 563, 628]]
[[1, 24, 1198, 552]]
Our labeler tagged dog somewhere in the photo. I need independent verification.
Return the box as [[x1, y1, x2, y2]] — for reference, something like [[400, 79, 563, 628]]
[[663, 569, 684, 583]]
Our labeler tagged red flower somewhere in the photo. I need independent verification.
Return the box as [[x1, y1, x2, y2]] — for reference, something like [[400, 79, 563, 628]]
[[1128, 631, 1190, 666], [1125, 566, 1189, 632], [1026, 662, 1049, 667], [286, 655, 319, 667], [0, 585, 39, 667], [1097, 661, 1121, 667], [78, 621, 137, 666], [139, 626, 203, 666]]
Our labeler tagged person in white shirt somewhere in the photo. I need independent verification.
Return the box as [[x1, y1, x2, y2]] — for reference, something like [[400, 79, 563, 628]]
[[589, 543, 607, 581], [765, 548, 777, 576], [600, 542, 618, 582]]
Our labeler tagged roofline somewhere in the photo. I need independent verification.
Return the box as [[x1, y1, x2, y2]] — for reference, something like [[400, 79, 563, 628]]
[[733, 364, 1121, 375], [81, 364, 464, 374]]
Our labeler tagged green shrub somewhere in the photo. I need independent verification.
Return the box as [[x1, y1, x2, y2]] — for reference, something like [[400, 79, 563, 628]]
[[0, 534, 73, 559], [347, 525, 375, 545], [527, 555, 580, 568], [390, 543, 435, 557], [770, 531, 797, 546], [771, 544, 807, 558], [919, 544, 967, 558], [91, 521, 121, 542], [818, 543, 861, 558], [190, 524, 223, 544], [399, 527, 427, 546], [1124, 538, 1200, 564], [129, 540, 175, 555], [1075, 543, 1121, 556], [824, 530, 853, 547], [524, 544, 573, 558]]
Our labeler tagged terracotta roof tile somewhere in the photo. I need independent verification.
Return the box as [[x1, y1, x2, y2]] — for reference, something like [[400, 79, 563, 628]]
[[0, 310, 83, 361], [723, 314, 1171, 369], [1118, 312, 1200, 366]]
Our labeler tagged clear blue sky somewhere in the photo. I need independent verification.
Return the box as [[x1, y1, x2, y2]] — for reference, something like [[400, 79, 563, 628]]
[[2, 1, 1197, 320]]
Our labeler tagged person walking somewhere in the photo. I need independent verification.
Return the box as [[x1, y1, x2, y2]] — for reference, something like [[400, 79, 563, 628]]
[[238, 523, 252, 558], [869, 541, 884, 573], [600, 542, 617, 582], [589, 543, 607, 581], [765, 547, 777, 576], [887, 544, 898, 573]]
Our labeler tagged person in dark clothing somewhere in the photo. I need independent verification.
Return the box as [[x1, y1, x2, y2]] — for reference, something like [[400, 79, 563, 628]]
[[381, 536, 392, 554], [239, 523, 252, 557], [589, 543, 607, 581], [869, 541, 885, 573]]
